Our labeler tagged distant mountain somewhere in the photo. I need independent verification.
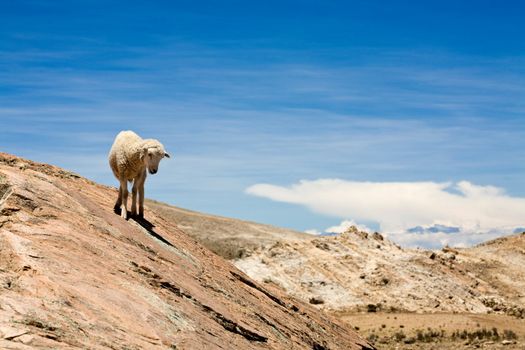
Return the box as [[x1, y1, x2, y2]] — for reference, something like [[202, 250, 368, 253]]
[[407, 224, 461, 234]]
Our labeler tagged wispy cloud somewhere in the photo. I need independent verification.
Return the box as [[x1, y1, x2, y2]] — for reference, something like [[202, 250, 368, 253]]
[[1, 34, 524, 232], [246, 179, 525, 247]]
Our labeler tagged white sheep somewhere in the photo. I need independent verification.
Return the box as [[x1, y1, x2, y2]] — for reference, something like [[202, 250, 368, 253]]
[[108, 130, 170, 219]]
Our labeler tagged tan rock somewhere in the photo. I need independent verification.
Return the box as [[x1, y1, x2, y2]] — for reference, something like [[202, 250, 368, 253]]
[[0, 153, 374, 350]]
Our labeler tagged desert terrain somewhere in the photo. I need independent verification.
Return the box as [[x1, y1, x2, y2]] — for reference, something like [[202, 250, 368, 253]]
[[151, 198, 525, 350], [0, 153, 373, 349], [1, 152, 523, 349]]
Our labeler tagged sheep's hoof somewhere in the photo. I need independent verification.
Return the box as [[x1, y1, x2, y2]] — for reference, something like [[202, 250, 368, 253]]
[[130, 213, 144, 221]]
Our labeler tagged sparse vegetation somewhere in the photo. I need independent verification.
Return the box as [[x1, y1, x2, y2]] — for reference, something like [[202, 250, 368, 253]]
[[503, 329, 518, 340], [448, 327, 520, 342], [341, 313, 523, 349], [366, 325, 521, 348], [366, 332, 378, 343], [366, 303, 379, 313], [415, 328, 445, 342], [393, 330, 406, 342]]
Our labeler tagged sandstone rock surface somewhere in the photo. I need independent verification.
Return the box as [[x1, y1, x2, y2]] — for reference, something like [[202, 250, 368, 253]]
[[0, 153, 374, 350]]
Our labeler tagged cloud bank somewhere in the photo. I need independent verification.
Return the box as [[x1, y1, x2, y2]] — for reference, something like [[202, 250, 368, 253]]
[[246, 179, 525, 247], [324, 220, 373, 234]]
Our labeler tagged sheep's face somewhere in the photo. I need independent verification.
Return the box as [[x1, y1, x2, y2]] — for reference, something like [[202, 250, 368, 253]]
[[144, 147, 170, 175]]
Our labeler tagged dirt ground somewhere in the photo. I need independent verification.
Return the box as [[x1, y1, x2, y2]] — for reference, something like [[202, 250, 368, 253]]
[[336, 312, 525, 350]]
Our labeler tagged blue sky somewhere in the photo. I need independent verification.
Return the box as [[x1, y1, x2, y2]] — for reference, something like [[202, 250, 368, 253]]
[[1, 1, 524, 247]]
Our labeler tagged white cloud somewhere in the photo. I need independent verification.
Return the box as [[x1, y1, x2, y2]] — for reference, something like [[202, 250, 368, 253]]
[[246, 179, 525, 247], [325, 219, 373, 234], [304, 229, 321, 235]]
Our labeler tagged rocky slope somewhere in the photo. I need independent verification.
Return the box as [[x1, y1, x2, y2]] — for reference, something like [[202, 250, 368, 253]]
[[0, 153, 374, 350], [146, 200, 310, 260], [234, 227, 525, 317], [142, 190, 525, 319]]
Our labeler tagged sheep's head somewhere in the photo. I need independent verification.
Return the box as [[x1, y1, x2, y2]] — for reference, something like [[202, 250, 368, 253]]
[[140, 139, 170, 175]]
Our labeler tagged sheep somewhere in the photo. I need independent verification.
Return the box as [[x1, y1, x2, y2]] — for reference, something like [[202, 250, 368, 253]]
[[108, 130, 170, 219]]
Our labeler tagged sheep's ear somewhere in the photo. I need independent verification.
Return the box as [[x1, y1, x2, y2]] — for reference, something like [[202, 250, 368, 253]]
[[140, 147, 148, 161], [164, 152, 171, 158]]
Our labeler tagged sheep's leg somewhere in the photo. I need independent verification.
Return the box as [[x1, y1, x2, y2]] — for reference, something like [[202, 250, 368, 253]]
[[131, 178, 138, 217], [114, 183, 123, 212], [119, 178, 129, 219], [138, 171, 146, 218]]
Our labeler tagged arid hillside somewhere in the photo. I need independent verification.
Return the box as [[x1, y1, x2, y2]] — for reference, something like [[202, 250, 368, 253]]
[[0, 153, 373, 350], [146, 200, 311, 260], [151, 201, 525, 349], [235, 227, 525, 317], [150, 199, 525, 318]]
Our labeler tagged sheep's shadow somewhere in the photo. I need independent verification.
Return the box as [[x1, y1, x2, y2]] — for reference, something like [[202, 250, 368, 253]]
[[114, 207, 175, 248], [131, 216, 176, 248]]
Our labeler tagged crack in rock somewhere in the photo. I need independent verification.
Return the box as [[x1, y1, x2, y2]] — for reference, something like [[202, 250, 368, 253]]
[[132, 262, 268, 343], [200, 304, 268, 343], [231, 271, 299, 312]]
